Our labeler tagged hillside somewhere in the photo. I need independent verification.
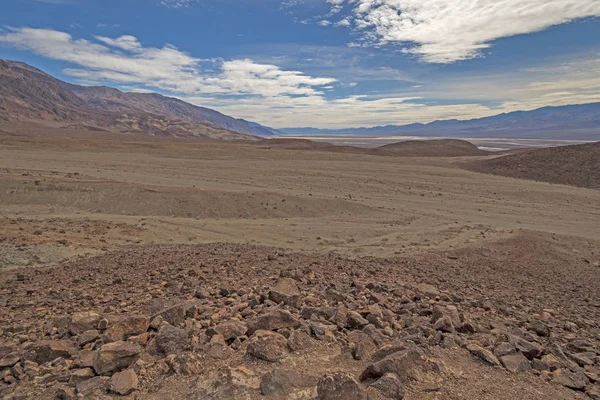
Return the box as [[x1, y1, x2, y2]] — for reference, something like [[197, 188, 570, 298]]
[[280, 103, 600, 140], [369, 139, 491, 157], [0, 59, 275, 140], [465, 142, 600, 189]]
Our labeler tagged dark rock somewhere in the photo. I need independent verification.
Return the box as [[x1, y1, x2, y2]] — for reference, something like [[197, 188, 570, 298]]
[[269, 278, 302, 308], [317, 373, 367, 400], [76, 376, 110, 396], [360, 348, 423, 382], [93, 341, 142, 375], [103, 315, 150, 342], [247, 310, 301, 335], [23, 340, 76, 364], [527, 320, 550, 337], [369, 373, 404, 399], [287, 330, 314, 352], [247, 330, 289, 362], [500, 353, 532, 373], [510, 336, 542, 360], [206, 320, 248, 341], [347, 311, 369, 329], [70, 311, 102, 335], [0, 353, 20, 368], [156, 324, 190, 355], [551, 368, 588, 390]]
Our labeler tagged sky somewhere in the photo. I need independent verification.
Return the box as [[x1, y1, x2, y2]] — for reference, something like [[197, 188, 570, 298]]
[[1, 0, 600, 129]]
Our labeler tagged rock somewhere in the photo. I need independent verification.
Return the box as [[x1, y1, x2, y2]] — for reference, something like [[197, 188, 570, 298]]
[[433, 316, 454, 333], [247, 310, 302, 335], [0, 353, 20, 368], [510, 336, 542, 360], [69, 368, 95, 385], [369, 373, 404, 399], [93, 341, 142, 375], [527, 320, 550, 337], [166, 353, 202, 375], [70, 311, 102, 335], [287, 330, 314, 352], [360, 348, 423, 382], [413, 283, 439, 298], [206, 320, 248, 341], [156, 324, 190, 355], [570, 352, 595, 367], [247, 330, 289, 362], [153, 303, 185, 326], [317, 373, 367, 400], [532, 354, 561, 372], [588, 385, 600, 400], [103, 315, 150, 342], [269, 278, 302, 308], [301, 307, 337, 321], [22, 340, 76, 364], [43, 385, 76, 400], [467, 344, 500, 366], [352, 335, 376, 361], [309, 322, 337, 342], [260, 369, 314, 396], [220, 365, 261, 390], [111, 369, 139, 395], [494, 342, 515, 358], [76, 376, 110, 396], [500, 353, 532, 373], [77, 330, 100, 347], [347, 311, 369, 329], [551, 368, 588, 390]]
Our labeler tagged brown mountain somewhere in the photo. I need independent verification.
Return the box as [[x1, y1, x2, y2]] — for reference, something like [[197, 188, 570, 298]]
[[0, 59, 266, 140], [464, 141, 600, 189]]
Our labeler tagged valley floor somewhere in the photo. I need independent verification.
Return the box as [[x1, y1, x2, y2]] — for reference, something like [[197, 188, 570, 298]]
[[0, 133, 599, 399]]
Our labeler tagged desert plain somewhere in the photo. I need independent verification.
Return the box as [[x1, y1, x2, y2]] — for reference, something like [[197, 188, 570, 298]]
[[0, 131, 599, 399]]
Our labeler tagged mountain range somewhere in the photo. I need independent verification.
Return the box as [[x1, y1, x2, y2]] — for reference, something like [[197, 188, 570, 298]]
[[0, 59, 278, 140], [280, 103, 600, 140], [1, 59, 600, 141]]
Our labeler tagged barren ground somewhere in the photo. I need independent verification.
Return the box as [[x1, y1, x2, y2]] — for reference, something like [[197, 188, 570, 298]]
[[0, 133, 599, 400]]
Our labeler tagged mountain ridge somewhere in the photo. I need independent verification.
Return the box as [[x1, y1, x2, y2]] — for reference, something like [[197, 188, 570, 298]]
[[279, 103, 600, 140], [0, 59, 278, 139]]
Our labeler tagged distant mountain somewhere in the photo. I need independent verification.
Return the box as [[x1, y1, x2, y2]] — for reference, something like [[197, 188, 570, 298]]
[[0, 59, 280, 139], [280, 103, 600, 140]]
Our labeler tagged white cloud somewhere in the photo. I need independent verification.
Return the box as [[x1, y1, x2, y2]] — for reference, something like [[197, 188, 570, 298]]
[[329, 0, 600, 63], [318, 20, 332, 26], [0, 27, 335, 99]]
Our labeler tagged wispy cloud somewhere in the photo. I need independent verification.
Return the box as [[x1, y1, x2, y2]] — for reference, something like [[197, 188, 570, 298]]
[[326, 0, 600, 63]]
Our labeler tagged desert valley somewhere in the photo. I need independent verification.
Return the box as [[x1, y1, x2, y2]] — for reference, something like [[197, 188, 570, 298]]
[[0, 54, 599, 400]]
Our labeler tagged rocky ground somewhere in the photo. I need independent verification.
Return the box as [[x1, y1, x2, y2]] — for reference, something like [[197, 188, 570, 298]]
[[1, 231, 598, 399]]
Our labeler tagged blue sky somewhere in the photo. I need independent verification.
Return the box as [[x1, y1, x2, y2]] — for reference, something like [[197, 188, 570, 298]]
[[1, 0, 600, 128]]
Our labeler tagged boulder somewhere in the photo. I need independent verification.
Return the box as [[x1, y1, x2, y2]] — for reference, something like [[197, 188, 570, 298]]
[[23, 340, 76, 364], [70, 311, 102, 335], [510, 336, 542, 360], [269, 278, 302, 308], [347, 311, 369, 329], [93, 341, 142, 375], [551, 368, 588, 390], [467, 344, 500, 366], [260, 369, 314, 396], [111, 369, 139, 395], [368, 373, 404, 399], [500, 353, 532, 373], [317, 373, 367, 400], [247, 310, 301, 335], [206, 320, 248, 341], [76, 376, 110, 396], [0, 353, 20, 368], [156, 324, 190, 355], [360, 348, 422, 382], [246, 330, 289, 362], [103, 315, 150, 342], [287, 330, 315, 352]]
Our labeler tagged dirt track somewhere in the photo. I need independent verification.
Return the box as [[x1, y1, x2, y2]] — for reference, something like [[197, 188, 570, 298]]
[[0, 133, 599, 399]]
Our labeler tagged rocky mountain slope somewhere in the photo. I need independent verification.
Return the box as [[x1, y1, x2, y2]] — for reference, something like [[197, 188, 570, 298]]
[[0, 59, 276, 140]]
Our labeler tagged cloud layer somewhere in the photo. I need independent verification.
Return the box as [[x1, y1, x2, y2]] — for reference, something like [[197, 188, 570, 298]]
[[329, 0, 600, 63]]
